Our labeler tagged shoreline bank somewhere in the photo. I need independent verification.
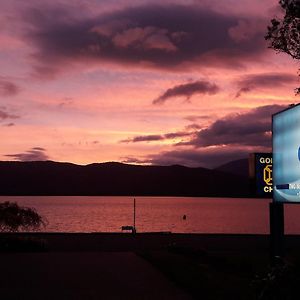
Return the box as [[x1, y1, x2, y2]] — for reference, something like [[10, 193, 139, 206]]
[[1, 232, 299, 253], [1, 233, 300, 299]]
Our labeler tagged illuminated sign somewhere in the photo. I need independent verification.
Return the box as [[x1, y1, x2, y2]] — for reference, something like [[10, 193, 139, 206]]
[[249, 153, 273, 197], [273, 104, 300, 202]]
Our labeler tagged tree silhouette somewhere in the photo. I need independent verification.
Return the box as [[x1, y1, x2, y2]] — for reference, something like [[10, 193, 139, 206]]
[[0, 201, 46, 232], [265, 0, 300, 94]]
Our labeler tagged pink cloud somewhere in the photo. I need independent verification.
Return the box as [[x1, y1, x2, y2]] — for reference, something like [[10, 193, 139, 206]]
[[0, 79, 20, 96], [112, 26, 178, 52]]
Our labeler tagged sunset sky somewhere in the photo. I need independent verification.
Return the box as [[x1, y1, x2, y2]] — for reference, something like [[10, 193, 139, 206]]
[[0, 0, 299, 168]]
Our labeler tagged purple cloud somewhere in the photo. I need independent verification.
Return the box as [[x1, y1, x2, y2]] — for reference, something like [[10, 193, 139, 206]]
[[0, 79, 20, 96], [121, 104, 287, 168], [120, 131, 192, 143], [122, 146, 259, 168], [21, 4, 267, 77], [235, 73, 298, 98], [5, 147, 49, 161], [153, 81, 220, 104], [0, 109, 19, 121], [185, 104, 287, 148]]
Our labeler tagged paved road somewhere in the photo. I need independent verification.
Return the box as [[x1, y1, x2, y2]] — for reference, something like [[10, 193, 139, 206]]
[[0, 252, 191, 300]]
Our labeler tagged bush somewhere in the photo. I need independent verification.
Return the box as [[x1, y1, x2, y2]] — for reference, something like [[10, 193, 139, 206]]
[[0, 201, 47, 232]]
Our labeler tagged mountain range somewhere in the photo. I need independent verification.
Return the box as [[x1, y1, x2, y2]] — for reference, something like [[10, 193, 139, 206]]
[[0, 160, 250, 197]]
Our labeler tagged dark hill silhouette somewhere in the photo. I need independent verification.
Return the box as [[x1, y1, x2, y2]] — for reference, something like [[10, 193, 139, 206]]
[[214, 158, 249, 177], [0, 161, 250, 197]]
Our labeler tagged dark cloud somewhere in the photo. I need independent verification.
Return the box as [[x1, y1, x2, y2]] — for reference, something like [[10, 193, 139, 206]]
[[120, 131, 191, 143], [0, 79, 20, 96], [123, 105, 285, 148], [3, 123, 15, 127], [164, 131, 191, 139], [235, 86, 252, 98], [121, 157, 149, 165], [121, 104, 287, 168], [32, 147, 46, 151], [122, 146, 259, 168], [153, 81, 219, 104], [184, 115, 212, 122], [184, 123, 202, 130], [58, 97, 73, 108], [5, 147, 49, 161], [235, 73, 298, 98], [184, 104, 287, 148], [121, 134, 163, 143], [0, 109, 19, 121], [22, 4, 267, 77]]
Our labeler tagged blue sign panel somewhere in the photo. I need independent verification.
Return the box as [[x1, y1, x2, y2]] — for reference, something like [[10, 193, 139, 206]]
[[273, 104, 300, 202]]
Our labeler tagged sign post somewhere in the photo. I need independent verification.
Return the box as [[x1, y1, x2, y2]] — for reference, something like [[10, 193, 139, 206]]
[[269, 202, 284, 260], [249, 152, 282, 261]]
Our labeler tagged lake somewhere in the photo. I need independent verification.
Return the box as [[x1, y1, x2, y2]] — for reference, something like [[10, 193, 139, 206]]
[[1, 196, 300, 234]]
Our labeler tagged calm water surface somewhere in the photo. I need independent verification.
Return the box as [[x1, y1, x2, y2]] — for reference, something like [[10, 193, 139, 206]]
[[1, 196, 300, 234]]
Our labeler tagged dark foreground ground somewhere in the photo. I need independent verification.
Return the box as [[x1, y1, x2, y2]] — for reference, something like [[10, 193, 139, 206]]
[[1, 233, 300, 300]]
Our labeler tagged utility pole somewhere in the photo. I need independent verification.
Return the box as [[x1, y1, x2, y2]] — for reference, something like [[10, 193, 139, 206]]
[[133, 198, 136, 234]]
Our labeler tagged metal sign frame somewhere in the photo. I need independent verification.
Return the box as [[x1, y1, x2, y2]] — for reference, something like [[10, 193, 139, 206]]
[[272, 103, 300, 203]]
